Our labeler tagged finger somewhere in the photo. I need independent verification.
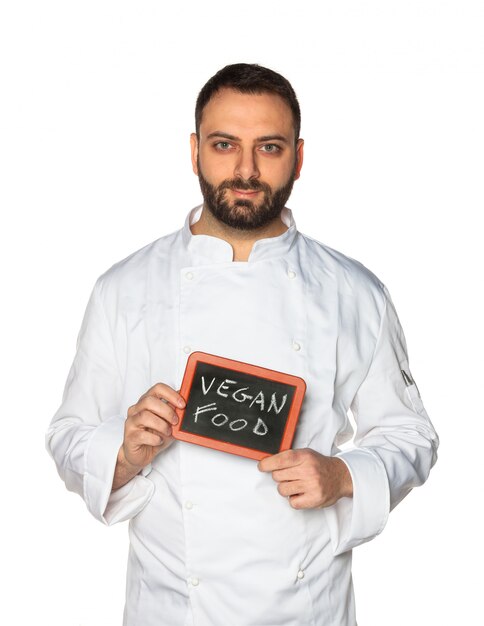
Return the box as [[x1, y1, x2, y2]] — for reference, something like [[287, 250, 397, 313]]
[[132, 429, 164, 448], [270, 467, 305, 483], [151, 444, 165, 456], [288, 493, 312, 509], [145, 383, 186, 408], [136, 396, 179, 425], [289, 490, 335, 510], [258, 449, 302, 472], [277, 480, 305, 498], [131, 410, 174, 438]]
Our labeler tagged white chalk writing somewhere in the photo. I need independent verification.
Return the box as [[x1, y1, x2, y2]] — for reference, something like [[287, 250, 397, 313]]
[[193, 402, 217, 423]]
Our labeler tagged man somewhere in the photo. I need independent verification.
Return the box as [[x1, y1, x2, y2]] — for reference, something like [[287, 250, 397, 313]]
[[47, 63, 438, 626]]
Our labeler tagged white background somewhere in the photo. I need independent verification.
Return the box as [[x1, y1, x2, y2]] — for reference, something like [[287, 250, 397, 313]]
[[1, 1, 482, 624]]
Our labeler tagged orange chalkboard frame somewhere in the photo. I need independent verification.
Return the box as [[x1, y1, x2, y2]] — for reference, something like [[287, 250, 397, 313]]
[[173, 351, 306, 460]]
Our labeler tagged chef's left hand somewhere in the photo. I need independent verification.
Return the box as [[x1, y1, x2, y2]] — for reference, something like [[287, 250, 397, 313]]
[[258, 448, 353, 509]]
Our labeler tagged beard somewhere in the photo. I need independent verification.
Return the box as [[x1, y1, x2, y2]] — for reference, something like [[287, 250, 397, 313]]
[[197, 158, 296, 231]]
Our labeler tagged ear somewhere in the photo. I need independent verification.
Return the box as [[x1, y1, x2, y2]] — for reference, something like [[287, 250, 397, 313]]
[[190, 133, 199, 175], [294, 138, 304, 180]]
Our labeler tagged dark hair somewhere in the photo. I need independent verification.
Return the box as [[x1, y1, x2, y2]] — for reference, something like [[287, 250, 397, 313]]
[[195, 63, 301, 142]]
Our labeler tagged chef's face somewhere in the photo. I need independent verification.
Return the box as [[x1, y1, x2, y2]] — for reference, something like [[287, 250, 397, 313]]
[[190, 88, 304, 230]]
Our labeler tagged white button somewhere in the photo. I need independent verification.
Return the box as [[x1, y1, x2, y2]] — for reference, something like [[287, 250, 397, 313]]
[[287, 270, 296, 279], [297, 569, 305, 580], [292, 341, 301, 351], [183, 346, 191, 354], [190, 577, 200, 586], [185, 500, 194, 510], [185, 271, 194, 280]]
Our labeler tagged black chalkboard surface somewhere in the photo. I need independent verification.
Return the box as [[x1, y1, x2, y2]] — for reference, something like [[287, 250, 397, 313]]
[[173, 352, 306, 460]]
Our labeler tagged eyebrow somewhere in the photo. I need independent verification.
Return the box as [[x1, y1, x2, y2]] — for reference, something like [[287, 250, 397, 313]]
[[206, 131, 289, 144]]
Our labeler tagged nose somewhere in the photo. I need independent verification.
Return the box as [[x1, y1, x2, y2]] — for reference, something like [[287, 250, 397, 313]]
[[234, 148, 260, 181]]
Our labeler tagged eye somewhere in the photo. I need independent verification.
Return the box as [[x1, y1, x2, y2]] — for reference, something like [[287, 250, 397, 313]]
[[260, 144, 281, 154], [214, 141, 233, 151]]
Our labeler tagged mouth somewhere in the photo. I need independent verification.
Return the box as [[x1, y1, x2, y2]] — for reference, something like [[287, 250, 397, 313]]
[[230, 188, 261, 198]]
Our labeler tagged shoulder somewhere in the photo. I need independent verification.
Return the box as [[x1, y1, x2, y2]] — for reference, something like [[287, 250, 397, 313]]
[[295, 231, 392, 348], [297, 231, 386, 301], [94, 228, 182, 302]]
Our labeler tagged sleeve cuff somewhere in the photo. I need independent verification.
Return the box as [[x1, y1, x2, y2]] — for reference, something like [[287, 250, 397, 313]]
[[83, 415, 154, 525], [325, 448, 390, 555]]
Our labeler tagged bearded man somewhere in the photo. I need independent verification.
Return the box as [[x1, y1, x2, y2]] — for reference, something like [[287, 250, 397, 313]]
[[47, 63, 438, 626]]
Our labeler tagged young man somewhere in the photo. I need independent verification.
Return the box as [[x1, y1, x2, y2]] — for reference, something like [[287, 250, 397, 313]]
[[47, 63, 438, 626]]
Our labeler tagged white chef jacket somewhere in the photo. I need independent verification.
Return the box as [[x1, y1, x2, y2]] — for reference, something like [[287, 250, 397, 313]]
[[47, 205, 438, 626]]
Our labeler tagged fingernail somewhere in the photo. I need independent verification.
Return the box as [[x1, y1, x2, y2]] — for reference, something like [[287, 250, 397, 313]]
[[177, 398, 185, 407]]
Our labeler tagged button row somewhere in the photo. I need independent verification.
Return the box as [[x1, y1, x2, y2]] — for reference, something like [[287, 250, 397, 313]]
[[188, 571, 305, 589], [182, 342, 302, 355], [183, 269, 297, 280], [186, 500, 199, 588]]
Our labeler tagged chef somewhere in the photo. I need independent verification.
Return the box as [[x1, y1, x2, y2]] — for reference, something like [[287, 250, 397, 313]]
[[47, 62, 439, 626]]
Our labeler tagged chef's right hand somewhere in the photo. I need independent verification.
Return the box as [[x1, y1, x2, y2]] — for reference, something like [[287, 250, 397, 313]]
[[113, 383, 186, 490]]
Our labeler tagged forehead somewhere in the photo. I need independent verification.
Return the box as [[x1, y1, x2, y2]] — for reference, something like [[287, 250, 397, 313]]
[[199, 88, 295, 141]]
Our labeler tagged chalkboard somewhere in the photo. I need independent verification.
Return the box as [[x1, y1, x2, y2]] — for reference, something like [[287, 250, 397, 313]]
[[173, 352, 306, 460]]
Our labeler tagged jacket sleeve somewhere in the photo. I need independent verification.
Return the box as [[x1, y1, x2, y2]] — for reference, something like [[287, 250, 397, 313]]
[[326, 285, 439, 555], [46, 277, 154, 525]]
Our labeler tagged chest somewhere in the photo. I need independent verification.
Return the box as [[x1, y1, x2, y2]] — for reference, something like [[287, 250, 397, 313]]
[[113, 258, 376, 450]]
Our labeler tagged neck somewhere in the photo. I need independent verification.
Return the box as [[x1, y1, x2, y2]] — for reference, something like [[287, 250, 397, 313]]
[[190, 206, 289, 261]]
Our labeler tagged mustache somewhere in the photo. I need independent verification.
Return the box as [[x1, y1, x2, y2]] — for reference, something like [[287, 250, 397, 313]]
[[217, 178, 272, 193]]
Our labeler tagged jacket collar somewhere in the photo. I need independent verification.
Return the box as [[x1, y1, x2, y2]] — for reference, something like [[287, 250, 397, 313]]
[[181, 205, 298, 264]]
